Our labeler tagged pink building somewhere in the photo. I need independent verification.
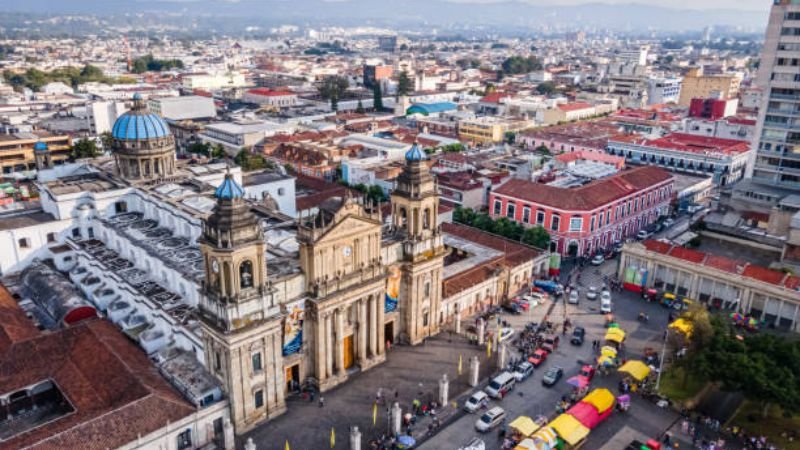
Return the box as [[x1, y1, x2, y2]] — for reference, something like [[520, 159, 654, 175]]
[[489, 166, 674, 257]]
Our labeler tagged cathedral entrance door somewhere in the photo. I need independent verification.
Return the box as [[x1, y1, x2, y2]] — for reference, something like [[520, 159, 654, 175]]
[[343, 335, 355, 369], [384, 321, 394, 345]]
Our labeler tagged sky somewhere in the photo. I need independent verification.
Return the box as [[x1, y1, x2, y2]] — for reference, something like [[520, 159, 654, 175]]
[[442, 0, 766, 11]]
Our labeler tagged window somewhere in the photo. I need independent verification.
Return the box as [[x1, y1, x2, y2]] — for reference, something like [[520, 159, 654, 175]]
[[522, 207, 531, 224], [252, 352, 262, 372], [277, 187, 285, 196], [598, 213, 604, 228], [424, 281, 431, 298], [177, 429, 192, 450], [506, 203, 516, 219], [550, 215, 560, 232], [46, 232, 56, 243], [254, 389, 264, 408], [18, 238, 30, 249], [569, 217, 583, 232], [590, 216, 596, 232], [423, 312, 429, 327], [114, 201, 127, 214], [536, 210, 545, 225], [493, 200, 502, 215], [87, 227, 94, 238], [214, 351, 221, 371], [606, 209, 611, 224]]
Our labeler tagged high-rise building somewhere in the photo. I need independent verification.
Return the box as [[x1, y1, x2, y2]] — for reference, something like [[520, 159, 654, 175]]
[[733, 1, 800, 215]]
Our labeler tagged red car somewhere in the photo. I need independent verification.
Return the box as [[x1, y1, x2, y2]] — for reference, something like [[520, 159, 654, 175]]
[[579, 364, 596, 381], [513, 299, 530, 311], [528, 349, 548, 367]]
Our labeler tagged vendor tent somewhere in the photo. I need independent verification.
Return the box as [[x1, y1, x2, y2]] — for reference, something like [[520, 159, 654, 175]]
[[510, 416, 540, 437], [530, 427, 559, 450], [549, 414, 590, 447], [566, 375, 589, 389], [604, 328, 626, 343], [567, 401, 613, 429], [582, 388, 615, 413], [600, 346, 618, 358], [669, 318, 693, 337], [597, 355, 615, 367], [514, 439, 537, 450], [618, 360, 651, 381]]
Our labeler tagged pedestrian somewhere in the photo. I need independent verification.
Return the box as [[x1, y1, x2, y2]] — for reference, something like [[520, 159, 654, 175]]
[[319, 396, 325, 408]]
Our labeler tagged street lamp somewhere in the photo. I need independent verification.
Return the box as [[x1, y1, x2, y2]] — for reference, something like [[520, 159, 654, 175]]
[[655, 327, 670, 391]]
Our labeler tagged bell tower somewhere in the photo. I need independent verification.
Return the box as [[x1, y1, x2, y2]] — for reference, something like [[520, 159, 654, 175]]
[[197, 172, 286, 433], [390, 142, 446, 345]]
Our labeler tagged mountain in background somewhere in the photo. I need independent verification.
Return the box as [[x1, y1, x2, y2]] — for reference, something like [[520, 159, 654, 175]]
[[4, 0, 770, 34]]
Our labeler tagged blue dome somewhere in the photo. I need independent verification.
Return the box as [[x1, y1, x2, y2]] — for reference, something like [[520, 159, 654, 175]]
[[33, 141, 48, 152], [215, 173, 245, 200], [111, 103, 170, 141], [405, 142, 426, 161]]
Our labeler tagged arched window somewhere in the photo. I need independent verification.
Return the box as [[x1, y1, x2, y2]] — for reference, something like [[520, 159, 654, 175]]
[[399, 207, 407, 229], [423, 208, 431, 229], [240, 260, 254, 289]]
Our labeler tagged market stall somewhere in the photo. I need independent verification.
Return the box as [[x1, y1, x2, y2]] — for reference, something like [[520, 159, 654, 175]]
[[566, 401, 612, 429], [549, 413, 590, 449], [529, 427, 559, 450], [509, 416, 541, 440], [581, 388, 615, 413], [618, 360, 651, 382]]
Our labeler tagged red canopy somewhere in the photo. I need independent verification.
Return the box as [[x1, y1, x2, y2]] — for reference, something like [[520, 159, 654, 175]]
[[566, 401, 613, 429]]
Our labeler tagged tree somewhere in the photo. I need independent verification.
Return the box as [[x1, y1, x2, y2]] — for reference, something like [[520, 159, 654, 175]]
[[234, 148, 267, 172], [187, 142, 211, 156], [536, 81, 556, 95], [366, 185, 387, 203], [669, 304, 714, 388], [501, 56, 542, 75], [355, 99, 365, 114], [441, 143, 465, 153], [522, 226, 550, 249], [99, 131, 114, 151], [317, 75, 349, 112], [504, 131, 516, 144], [71, 139, 100, 159], [396, 71, 412, 99], [210, 144, 226, 159], [534, 144, 551, 155], [372, 83, 384, 111]]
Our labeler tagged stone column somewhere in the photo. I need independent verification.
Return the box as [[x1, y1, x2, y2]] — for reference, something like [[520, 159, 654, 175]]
[[391, 402, 402, 435], [438, 374, 449, 406], [315, 313, 326, 383], [335, 308, 345, 376], [477, 318, 485, 346], [369, 296, 377, 357], [377, 291, 386, 355], [469, 356, 480, 387], [358, 299, 368, 366], [350, 426, 362, 450], [497, 343, 507, 369], [223, 419, 235, 450], [325, 314, 333, 378], [455, 312, 461, 334]]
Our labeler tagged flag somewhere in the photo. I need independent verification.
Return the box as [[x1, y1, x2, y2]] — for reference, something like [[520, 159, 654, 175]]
[[487, 340, 492, 357], [330, 427, 335, 448], [285, 440, 290, 450], [372, 402, 377, 426], [458, 354, 463, 375]]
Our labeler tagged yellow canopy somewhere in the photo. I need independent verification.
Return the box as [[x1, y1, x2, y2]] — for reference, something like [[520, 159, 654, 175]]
[[531, 426, 558, 447], [618, 360, 651, 381], [604, 328, 626, 343], [669, 318, 693, 337], [596, 355, 614, 366], [514, 439, 537, 450], [549, 413, 590, 446], [600, 346, 617, 358], [582, 388, 615, 413], [509, 415, 541, 437]]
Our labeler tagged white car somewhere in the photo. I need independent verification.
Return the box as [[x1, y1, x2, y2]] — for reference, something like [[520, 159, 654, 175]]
[[464, 390, 489, 413], [590, 254, 605, 265], [475, 406, 506, 432], [600, 291, 612, 313], [636, 229, 653, 240], [568, 290, 579, 304], [586, 286, 598, 300], [513, 361, 534, 382], [663, 217, 675, 228]]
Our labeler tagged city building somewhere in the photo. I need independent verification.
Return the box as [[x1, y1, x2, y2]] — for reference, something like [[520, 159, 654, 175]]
[[87, 100, 129, 135], [363, 64, 393, 89], [242, 89, 299, 108], [620, 240, 800, 332], [682, 116, 756, 142], [200, 120, 295, 155], [646, 77, 683, 105], [607, 133, 752, 187], [147, 95, 217, 121], [688, 97, 739, 120], [0, 132, 71, 174], [181, 72, 247, 90], [458, 117, 528, 144], [520, 121, 624, 154], [489, 166, 673, 257], [677, 68, 742, 106], [378, 36, 398, 52]]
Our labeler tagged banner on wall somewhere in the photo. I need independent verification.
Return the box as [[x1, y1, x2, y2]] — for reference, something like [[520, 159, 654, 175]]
[[385, 264, 400, 313], [282, 300, 304, 356], [548, 253, 561, 276], [623, 267, 648, 293]]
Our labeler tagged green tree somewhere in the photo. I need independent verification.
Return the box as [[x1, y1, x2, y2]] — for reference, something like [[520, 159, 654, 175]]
[[366, 185, 387, 203], [99, 131, 114, 151], [670, 304, 714, 388], [210, 143, 226, 159], [234, 148, 267, 172], [442, 143, 465, 153], [317, 75, 349, 111], [534, 144, 551, 155], [501, 56, 543, 74], [522, 226, 550, 249], [355, 99, 365, 114], [536, 81, 556, 95], [504, 131, 516, 144], [71, 139, 100, 159], [186, 141, 211, 156], [396, 71, 412, 99], [372, 83, 384, 111]]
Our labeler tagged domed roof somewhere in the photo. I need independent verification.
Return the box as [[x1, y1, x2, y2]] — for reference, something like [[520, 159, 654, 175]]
[[111, 95, 170, 141], [33, 141, 48, 152], [405, 142, 426, 161], [214, 172, 245, 200]]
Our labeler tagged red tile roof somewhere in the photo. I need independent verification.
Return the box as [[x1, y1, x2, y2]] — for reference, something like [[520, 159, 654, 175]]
[[443, 222, 542, 266], [557, 102, 593, 112], [0, 285, 39, 354], [643, 240, 672, 255], [611, 132, 751, 156], [667, 246, 706, 264], [0, 311, 195, 450], [247, 88, 295, 97], [480, 92, 509, 104], [741, 265, 787, 286], [493, 166, 672, 211]]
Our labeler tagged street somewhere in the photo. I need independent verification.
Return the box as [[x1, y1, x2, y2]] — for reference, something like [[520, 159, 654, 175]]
[[419, 256, 681, 450]]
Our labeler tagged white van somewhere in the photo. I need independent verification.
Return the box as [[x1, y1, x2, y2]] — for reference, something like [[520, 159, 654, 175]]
[[485, 371, 516, 399], [475, 406, 507, 432]]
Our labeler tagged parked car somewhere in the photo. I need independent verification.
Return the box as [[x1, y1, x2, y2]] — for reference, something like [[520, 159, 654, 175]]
[[541, 335, 560, 353], [528, 349, 548, 367], [600, 295, 613, 314], [636, 229, 653, 240], [591, 253, 605, 265], [475, 407, 506, 432], [586, 286, 598, 300], [568, 290, 579, 304], [541, 367, 564, 387], [485, 372, 516, 399], [513, 298, 530, 311], [663, 217, 675, 228], [571, 326, 585, 345], [464, 390, 490, 413], [502, 302, 522, 315], [513, 361, 534, 382], [579, 364, 596, 381], [533, 280, 563, 296]]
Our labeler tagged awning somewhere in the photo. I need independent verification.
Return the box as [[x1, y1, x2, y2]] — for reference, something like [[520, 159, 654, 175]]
[[566, 375, 590, 389], [509, 415, 540, 437], [514, 438, 537, 450], [600, 346, 618, 358], [567, 401, 613, 429], [530, 427, 559, 450], [604, 328, 626, 343], [597, 355, 615, 367], [669, 318, 693, 337], [618, 360, 651, 382], [549, 414, 590, 446], [582, 388, 615, 414]]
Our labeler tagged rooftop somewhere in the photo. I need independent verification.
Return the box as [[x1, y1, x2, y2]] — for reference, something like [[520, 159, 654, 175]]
[[610, 132, 751, 156]]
